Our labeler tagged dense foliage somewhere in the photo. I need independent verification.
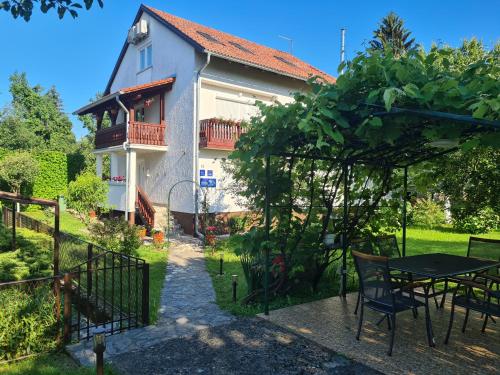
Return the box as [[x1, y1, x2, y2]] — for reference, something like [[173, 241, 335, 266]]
[[228, 41, 499, 296], [0, 73, 76, 153], [409, 198, 445, 229], [66, 172, 109, 222], [0, 283, 59, 360], [0, 152, 39, 194], [32, 151, 68, 200], [88, 218, 142, 256], [0, 0, 103, 21]]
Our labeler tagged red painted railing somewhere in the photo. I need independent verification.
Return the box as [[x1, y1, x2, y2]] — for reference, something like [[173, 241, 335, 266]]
[[136, 186, 155, 228], [95, 124, 126, 149], [129, 121, 166, 146], [199, 118, 243, 150], [95, 122, 166, 149]]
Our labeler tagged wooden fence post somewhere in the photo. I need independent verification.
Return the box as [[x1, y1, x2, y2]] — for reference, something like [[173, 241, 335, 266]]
[[142, 263, 150, 326], [63, 273, 72, 344], [53, 276, 62, 344], [53, 203, 60, 275], [11, 201, 16, 251]]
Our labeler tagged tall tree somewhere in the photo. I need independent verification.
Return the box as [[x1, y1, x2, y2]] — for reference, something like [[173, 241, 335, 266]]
[[0, 72, 77, 153], [370, 12, 415, 56], [0, 0, 103, 21]]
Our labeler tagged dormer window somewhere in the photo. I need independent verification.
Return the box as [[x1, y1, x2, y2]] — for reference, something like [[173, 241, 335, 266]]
[[139, 45, 152, 71]]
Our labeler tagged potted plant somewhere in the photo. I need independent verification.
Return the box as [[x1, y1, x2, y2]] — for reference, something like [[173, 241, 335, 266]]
[[137, 226, 147, 239], [89, 210, 97, 219], [205, 226, 217, 246], [152, 229, 164, 246]]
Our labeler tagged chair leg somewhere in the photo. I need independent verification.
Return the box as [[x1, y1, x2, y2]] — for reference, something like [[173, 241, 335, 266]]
[[356, 298, 364, 341], [386, 314, 392, 331], [354, 291, 360, 315], [388, 314, 396, 356], [431, 283, 439, 309], [482, 315, 489, 333], [444, 299, 456, 344], [424, 287, 435, 347], [462, 308, 470, 333]]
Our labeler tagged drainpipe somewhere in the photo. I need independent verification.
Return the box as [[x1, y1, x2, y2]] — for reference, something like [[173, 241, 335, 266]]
[[193, 52, 211, 238], [116, 96, 130, 221]]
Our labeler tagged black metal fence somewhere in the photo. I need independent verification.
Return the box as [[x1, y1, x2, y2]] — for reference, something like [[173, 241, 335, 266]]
[[69, 249, 149, 341], [1, 207, 150, 342]]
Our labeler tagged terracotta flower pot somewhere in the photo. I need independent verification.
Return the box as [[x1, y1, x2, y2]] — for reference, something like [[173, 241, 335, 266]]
[[206, 234, 217, 246], [153, 231, 164, 244], [89, 210, 97, 219], [138, 228, 147, 239]]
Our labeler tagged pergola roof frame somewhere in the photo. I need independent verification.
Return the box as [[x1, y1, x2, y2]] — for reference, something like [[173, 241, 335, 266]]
[[262, 106, 500, 315]]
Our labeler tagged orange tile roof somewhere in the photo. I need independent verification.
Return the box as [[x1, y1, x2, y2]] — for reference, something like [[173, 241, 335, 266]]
[[144, 5, 335, 84], [120, 77, 175, 94]]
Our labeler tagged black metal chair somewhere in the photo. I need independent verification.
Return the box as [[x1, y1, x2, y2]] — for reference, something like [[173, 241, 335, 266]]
[[351, 238, 374, 315], [445, 276, 500, 344], [352, 250, 427, 356]]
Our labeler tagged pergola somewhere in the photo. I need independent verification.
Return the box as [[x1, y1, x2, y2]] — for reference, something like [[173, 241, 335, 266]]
[[262, 106, 500, 315], [0, 191, 61, 275]]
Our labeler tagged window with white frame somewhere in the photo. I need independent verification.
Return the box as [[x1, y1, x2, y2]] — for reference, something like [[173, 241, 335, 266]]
[[139, 44, 152, 71]]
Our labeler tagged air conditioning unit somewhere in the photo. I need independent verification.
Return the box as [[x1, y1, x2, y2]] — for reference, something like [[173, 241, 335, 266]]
[[127, 20, 148, 44]]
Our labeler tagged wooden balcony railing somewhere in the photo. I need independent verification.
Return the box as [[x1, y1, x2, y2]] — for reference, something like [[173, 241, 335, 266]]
[[95, 124, 126, 149], [95, 122, 166, 149], [129, 121, 166, 146], [136, 185, 155, 229], [199, 118, 243, 150]]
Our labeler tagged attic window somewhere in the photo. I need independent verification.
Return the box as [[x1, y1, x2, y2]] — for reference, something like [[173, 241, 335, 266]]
[[197, 31, 224, 45], [274, 55, 296, 67], [229, 41, 254, 54]]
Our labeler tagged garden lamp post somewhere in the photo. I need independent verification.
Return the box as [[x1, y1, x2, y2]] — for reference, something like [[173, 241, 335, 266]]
[[232, 274, 238, 303], [93, 327, 106, 375]]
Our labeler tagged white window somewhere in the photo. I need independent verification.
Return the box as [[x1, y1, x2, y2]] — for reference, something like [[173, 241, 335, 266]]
[[139, 45, 152, 71]]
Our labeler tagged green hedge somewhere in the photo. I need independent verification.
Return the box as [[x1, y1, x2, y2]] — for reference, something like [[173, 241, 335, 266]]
[[32, 152, 68, 200], [0, 149, 85, 201]]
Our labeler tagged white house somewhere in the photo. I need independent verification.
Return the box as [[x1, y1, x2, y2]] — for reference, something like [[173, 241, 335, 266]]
[[75, 4, 335, 234]]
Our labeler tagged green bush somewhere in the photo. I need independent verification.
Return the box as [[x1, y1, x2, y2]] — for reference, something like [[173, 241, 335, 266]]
[[453, 207, 499, 234], [66, 172, 109, 222], [410, 198, 445, 229], [89, 218, 141, 255], [0, 284, 59, 361], [228, 216, 248, 234]]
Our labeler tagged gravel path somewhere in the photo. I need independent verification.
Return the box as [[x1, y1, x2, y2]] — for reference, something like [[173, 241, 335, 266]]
[[110, 318, 382, 375], [67, 236, 234, 366]]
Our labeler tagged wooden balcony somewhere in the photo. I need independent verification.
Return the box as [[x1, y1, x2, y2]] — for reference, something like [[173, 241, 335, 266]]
[[95, 122, 166, 149], [199, 118, 243, 150]]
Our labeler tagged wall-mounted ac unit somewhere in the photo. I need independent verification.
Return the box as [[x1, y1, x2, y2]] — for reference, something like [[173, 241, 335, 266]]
[[127, 19, 149, 44]]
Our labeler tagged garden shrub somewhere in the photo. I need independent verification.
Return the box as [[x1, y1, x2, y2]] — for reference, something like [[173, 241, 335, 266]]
[[453, 207, 499, 234], [228, 216, 248, 234], [410, 198, 445, 228], [66, 172, 109, 222], [88, 218, 141, 255], [0, 284, 59, 361]]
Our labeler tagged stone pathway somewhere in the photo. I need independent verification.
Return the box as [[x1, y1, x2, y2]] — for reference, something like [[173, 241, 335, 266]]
[[66, 236, 234, 366]]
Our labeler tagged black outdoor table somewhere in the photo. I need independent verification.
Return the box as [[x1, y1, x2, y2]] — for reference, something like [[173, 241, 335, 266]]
[[389, 253, 500, 347]]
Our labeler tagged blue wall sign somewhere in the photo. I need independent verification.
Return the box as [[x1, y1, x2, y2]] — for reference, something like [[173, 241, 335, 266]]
[[207, 170, 213, 177], [200, 169, 205, 176], [200, 178, 216, 188]]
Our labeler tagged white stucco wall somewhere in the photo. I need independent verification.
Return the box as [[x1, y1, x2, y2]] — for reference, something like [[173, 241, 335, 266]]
[[105, 14, 310, 215], [108, 12, 198, 214]]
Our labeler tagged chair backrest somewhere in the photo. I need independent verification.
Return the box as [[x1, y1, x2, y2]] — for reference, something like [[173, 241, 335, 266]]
[[467, 237, 500, 261], [374, 234, 401, 258], [350, 238, 374, 254], [352, 250, 393, 304]]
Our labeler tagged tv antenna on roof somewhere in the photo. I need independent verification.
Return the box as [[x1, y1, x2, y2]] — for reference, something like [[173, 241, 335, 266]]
[[278, 35, 294, 55]]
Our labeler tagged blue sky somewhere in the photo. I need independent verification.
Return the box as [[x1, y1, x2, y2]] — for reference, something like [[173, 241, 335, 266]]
[[1, 0, 498, 139]]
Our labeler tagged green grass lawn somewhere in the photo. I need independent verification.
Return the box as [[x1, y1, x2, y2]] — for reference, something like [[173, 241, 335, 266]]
[[0, 353, 116, 375], [24, 210, 89, 239], [206, 226, 500, 317]]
